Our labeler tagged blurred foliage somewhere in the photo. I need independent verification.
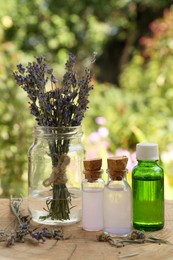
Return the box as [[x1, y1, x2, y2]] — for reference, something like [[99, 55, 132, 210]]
[[0, 0, 173, 197], [0, 58, 33, 196], [84, 8, 173, 152], [120, 8, 173, 149]]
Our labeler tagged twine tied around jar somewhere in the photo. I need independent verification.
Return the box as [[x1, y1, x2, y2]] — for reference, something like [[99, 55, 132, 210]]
[[43, 154, 70, 187]]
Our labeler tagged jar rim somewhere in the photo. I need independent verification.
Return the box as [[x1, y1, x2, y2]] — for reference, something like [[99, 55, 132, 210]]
[[33, 125, 83, 138]]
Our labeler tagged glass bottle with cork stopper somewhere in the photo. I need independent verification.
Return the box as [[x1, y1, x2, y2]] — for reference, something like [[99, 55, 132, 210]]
[[103, 156, 132, 235], [82, 158, 104, 231], [132, 142, 164, 231]]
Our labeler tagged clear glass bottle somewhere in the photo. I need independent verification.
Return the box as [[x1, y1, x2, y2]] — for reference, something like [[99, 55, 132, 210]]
[[104, 157, 132, 235], [132, 142, 164, 231], [82, 159, 104, 231], [28, 125, 85, 225]]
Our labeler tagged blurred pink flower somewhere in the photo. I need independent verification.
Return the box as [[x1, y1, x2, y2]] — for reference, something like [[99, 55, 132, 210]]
[[89, 131, 101, 143], [98, 127, 109, 138], [95, 116, 107, 125]]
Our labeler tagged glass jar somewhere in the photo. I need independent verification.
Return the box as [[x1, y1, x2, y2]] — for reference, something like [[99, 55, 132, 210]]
[[28, 125, 85, 225]]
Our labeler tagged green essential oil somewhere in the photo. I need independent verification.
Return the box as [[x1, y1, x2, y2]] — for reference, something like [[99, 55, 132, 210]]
[[133, 176, 164, 231], [132, 143, 164, 231]]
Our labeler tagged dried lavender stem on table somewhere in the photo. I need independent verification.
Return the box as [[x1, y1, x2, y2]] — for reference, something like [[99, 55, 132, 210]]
[[97, 230, 172, 248]]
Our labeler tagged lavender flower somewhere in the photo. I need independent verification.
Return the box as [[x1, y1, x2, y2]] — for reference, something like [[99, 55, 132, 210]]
[[13, 53, 94, 127]]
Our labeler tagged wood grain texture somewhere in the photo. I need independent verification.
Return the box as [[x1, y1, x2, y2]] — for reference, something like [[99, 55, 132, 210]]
[[0, 199, 173, 260]]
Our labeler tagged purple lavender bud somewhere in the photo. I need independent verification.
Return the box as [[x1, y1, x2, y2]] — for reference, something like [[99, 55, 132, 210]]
[[30, 231, 39, 240], [47, 68, 53, 74], [36, 56, 45, 64], [51, 74, 58, 83], [69, 52, 76, 63], [17, 64, 25, 74]]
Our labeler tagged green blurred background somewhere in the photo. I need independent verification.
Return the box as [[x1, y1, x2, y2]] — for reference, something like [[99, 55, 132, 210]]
[[1, 0, 173, 198]]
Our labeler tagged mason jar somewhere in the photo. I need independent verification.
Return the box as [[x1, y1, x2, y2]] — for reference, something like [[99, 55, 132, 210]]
[[28, 125, 85, 225]]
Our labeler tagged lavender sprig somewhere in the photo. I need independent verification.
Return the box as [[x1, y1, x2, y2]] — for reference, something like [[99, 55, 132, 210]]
[[13, 53, 94, 127], [97, 230, 171, 248], [0, 197, 66, 247]]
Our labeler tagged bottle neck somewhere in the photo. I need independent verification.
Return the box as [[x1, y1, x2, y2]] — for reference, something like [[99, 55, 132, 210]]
[[84, 169, 103, 182], [107, 169, 127, 181], [109, 176, 127, 182], [137, 160, 158, 166]]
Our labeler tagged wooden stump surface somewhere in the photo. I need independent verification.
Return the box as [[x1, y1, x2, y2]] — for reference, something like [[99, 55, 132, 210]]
[[0, 199, 173, 260]]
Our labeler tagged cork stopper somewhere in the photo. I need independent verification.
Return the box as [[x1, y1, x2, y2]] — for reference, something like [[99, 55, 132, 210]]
[[83, 158, 102, 182], [83, 158, 102, 171], [107, 156, 128, 180]]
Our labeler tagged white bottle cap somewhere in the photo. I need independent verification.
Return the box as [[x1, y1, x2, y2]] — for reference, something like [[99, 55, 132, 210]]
[[136, 142, 159, 161]]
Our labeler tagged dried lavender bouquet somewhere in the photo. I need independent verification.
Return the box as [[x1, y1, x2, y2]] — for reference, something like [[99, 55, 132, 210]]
[[13, 53, 95, 221]]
